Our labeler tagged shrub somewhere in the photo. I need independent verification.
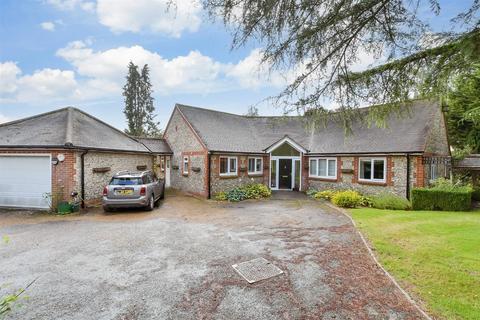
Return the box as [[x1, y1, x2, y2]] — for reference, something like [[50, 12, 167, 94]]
[[371, 193, 411, 210], [217, 184, 271, 202], [359, 196, 374, 208], [306, 188, 318, 197], [332, 190, 362, 208], [214, 192, 227, 201], [411, 188, 472, 211], [314, 190, 337, 200], [472, 187, 480, 201]]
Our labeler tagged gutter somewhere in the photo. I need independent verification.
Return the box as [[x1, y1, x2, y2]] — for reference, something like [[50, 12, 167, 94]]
[[406, 154, 411, 200], [207, 152, 211, 199], [80, 150, 89, 208]]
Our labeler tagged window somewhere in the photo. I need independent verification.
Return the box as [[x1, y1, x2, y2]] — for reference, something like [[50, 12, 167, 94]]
[[309, 158, 337, 179], [219, 156, 237, 176], [359, 158, 386, 182], [183, 156, 189, 175], [160, 157, 165, 172], [248, 157, 263, 174]]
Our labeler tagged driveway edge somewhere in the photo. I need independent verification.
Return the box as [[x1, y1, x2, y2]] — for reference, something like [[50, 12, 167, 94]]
[[324, 202, 433, 320]]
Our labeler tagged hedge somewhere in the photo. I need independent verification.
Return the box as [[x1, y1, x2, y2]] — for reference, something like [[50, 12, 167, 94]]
[[411, 188, 472, 211], [473, 188, 480, 201]]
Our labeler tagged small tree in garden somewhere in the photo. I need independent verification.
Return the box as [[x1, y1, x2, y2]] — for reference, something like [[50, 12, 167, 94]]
[[123, 62, 161, 137]]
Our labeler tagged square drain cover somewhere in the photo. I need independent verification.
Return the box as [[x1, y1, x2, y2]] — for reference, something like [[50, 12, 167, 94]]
[[232, 258, 283, 283]]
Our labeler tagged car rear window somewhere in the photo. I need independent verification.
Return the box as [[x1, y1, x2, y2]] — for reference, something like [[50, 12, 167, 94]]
[[110, 177, 143, 185]]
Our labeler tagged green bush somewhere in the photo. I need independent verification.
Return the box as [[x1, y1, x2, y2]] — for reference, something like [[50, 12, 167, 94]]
[[411, 188, 472, 211], [472, 187, 480, 201], [371, 193, 411, 210], [214, 191, 227, 201], [217, 184, 271, 202], [332, 190, 362, 208], [306, 188, 318, 197], [360, 196, 374, 208], [314, 190, 337, 200]]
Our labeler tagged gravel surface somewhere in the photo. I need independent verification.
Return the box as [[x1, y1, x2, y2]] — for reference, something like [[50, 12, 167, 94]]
[[0, 193, 425, 319]]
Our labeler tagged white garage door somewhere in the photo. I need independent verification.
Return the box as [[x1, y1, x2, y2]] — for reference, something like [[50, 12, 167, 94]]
[[0, 155, 51, 209]]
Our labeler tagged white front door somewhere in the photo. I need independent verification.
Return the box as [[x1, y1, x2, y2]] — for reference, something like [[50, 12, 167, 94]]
[[0, 155, 51, 208], [165, 157, 171, 187]]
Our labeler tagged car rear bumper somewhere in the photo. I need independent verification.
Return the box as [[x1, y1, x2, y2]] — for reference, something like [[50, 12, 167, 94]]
[[102, 196, 149, 208]]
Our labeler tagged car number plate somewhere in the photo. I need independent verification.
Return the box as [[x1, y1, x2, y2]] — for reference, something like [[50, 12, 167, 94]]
[[116, 189, 133, 195]]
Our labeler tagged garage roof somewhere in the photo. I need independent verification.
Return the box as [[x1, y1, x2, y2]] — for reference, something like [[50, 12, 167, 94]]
[[0, 107, 171, 154]]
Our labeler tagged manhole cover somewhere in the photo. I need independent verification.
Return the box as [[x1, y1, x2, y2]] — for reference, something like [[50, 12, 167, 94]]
[[232, 258, 283, 283]]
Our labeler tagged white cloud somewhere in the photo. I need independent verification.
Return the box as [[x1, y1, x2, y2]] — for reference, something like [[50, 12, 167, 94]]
[[0, 62, 78, 103], [0, 113, 11, 124], [1, 41, 293, 105], [0, 62, 21, 94], [96, 0, 201, 37], [46, 0, 94, 11], [40, 21, 56, 31]]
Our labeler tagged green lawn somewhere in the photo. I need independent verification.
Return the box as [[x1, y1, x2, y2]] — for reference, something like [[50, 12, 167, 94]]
[[349, 208, 480, 320]]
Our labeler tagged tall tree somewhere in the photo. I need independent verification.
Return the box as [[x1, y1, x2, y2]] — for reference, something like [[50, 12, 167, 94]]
[[447, 64, 480, 153], [245, 106, 259, 116], [202, 0, 479, 125], [123, 62, 161, 137]]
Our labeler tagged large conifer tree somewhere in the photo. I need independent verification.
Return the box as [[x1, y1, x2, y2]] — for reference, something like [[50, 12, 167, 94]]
[[123, 61, 160, 137]]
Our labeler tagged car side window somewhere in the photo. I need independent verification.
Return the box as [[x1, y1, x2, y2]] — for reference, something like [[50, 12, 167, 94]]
[[143, 175, 150, 184]]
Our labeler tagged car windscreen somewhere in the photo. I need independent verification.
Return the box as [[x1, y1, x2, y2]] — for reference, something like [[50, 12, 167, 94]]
[[110, 177, 143, 185]]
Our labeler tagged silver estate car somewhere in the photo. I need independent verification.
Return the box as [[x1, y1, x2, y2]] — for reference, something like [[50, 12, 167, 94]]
[[102, 170, 165, 212]]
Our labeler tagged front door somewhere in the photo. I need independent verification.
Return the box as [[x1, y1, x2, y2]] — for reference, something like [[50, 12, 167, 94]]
[[279, 159, 292, 189]]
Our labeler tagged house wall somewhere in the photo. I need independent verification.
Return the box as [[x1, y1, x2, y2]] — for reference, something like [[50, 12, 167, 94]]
[[306, 155, 423, 198], [81, 151, 154, 202], [164, 108, 208, 197], [424, 105, 450, 156], [210, 154, 269, 196], [0, 149, 78, 206]]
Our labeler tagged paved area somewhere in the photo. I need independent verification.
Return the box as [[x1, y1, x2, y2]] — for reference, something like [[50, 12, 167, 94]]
[[0, 193, 425, 319]]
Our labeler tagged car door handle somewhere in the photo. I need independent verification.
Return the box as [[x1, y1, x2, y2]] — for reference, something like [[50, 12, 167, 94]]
[[281, 175, 288, 178]]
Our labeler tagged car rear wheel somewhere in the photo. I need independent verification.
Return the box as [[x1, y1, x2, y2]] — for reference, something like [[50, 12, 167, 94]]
[[145, 195, 154, 211]]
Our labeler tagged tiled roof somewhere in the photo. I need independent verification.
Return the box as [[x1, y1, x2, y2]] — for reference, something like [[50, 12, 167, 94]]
[[136, 137, 172, 154], [0, 107, 155, 153], [176, 99, 441, 154], [455, 155, 480, 169]]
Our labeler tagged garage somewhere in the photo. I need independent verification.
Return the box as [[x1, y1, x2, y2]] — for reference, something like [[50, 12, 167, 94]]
[[0, 155, 51, 209]]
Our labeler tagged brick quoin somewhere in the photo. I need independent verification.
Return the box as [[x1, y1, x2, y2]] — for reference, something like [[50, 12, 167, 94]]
[[415, 156, 425, 187], [387, 156, 394, 186]]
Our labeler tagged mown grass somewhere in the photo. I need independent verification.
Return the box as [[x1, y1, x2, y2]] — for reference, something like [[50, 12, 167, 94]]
[[349, 208, 480, 320]]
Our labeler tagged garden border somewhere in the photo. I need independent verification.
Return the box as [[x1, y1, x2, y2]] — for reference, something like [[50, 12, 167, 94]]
[[324, 202, 433, 320]]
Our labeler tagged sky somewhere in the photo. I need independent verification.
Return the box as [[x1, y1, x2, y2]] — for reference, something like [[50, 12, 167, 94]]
[[0, 0, 474, 130]]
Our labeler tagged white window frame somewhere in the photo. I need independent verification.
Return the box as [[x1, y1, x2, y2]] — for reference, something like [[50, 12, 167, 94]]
[[160, 157, 165, 172], [219, 156, 238, 176], [182, 156, 189, 175], [308, 157, 337, 179], [248, 157, 263, 174], [358, 157, 386, 182]]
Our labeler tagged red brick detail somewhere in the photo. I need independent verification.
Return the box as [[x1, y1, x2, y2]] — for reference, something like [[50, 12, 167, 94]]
[[352, 157, 359, 183], [262, 155, 270, 186], [337, 156, 343, 182], [387, 156, 394, 186], [302, 154, 309, 191], [415, 156, 425, 187], [0, 149, 77, 205]]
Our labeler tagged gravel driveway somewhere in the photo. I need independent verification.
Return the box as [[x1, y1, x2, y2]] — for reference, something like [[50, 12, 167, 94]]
[[0, 193, 425, 319]]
